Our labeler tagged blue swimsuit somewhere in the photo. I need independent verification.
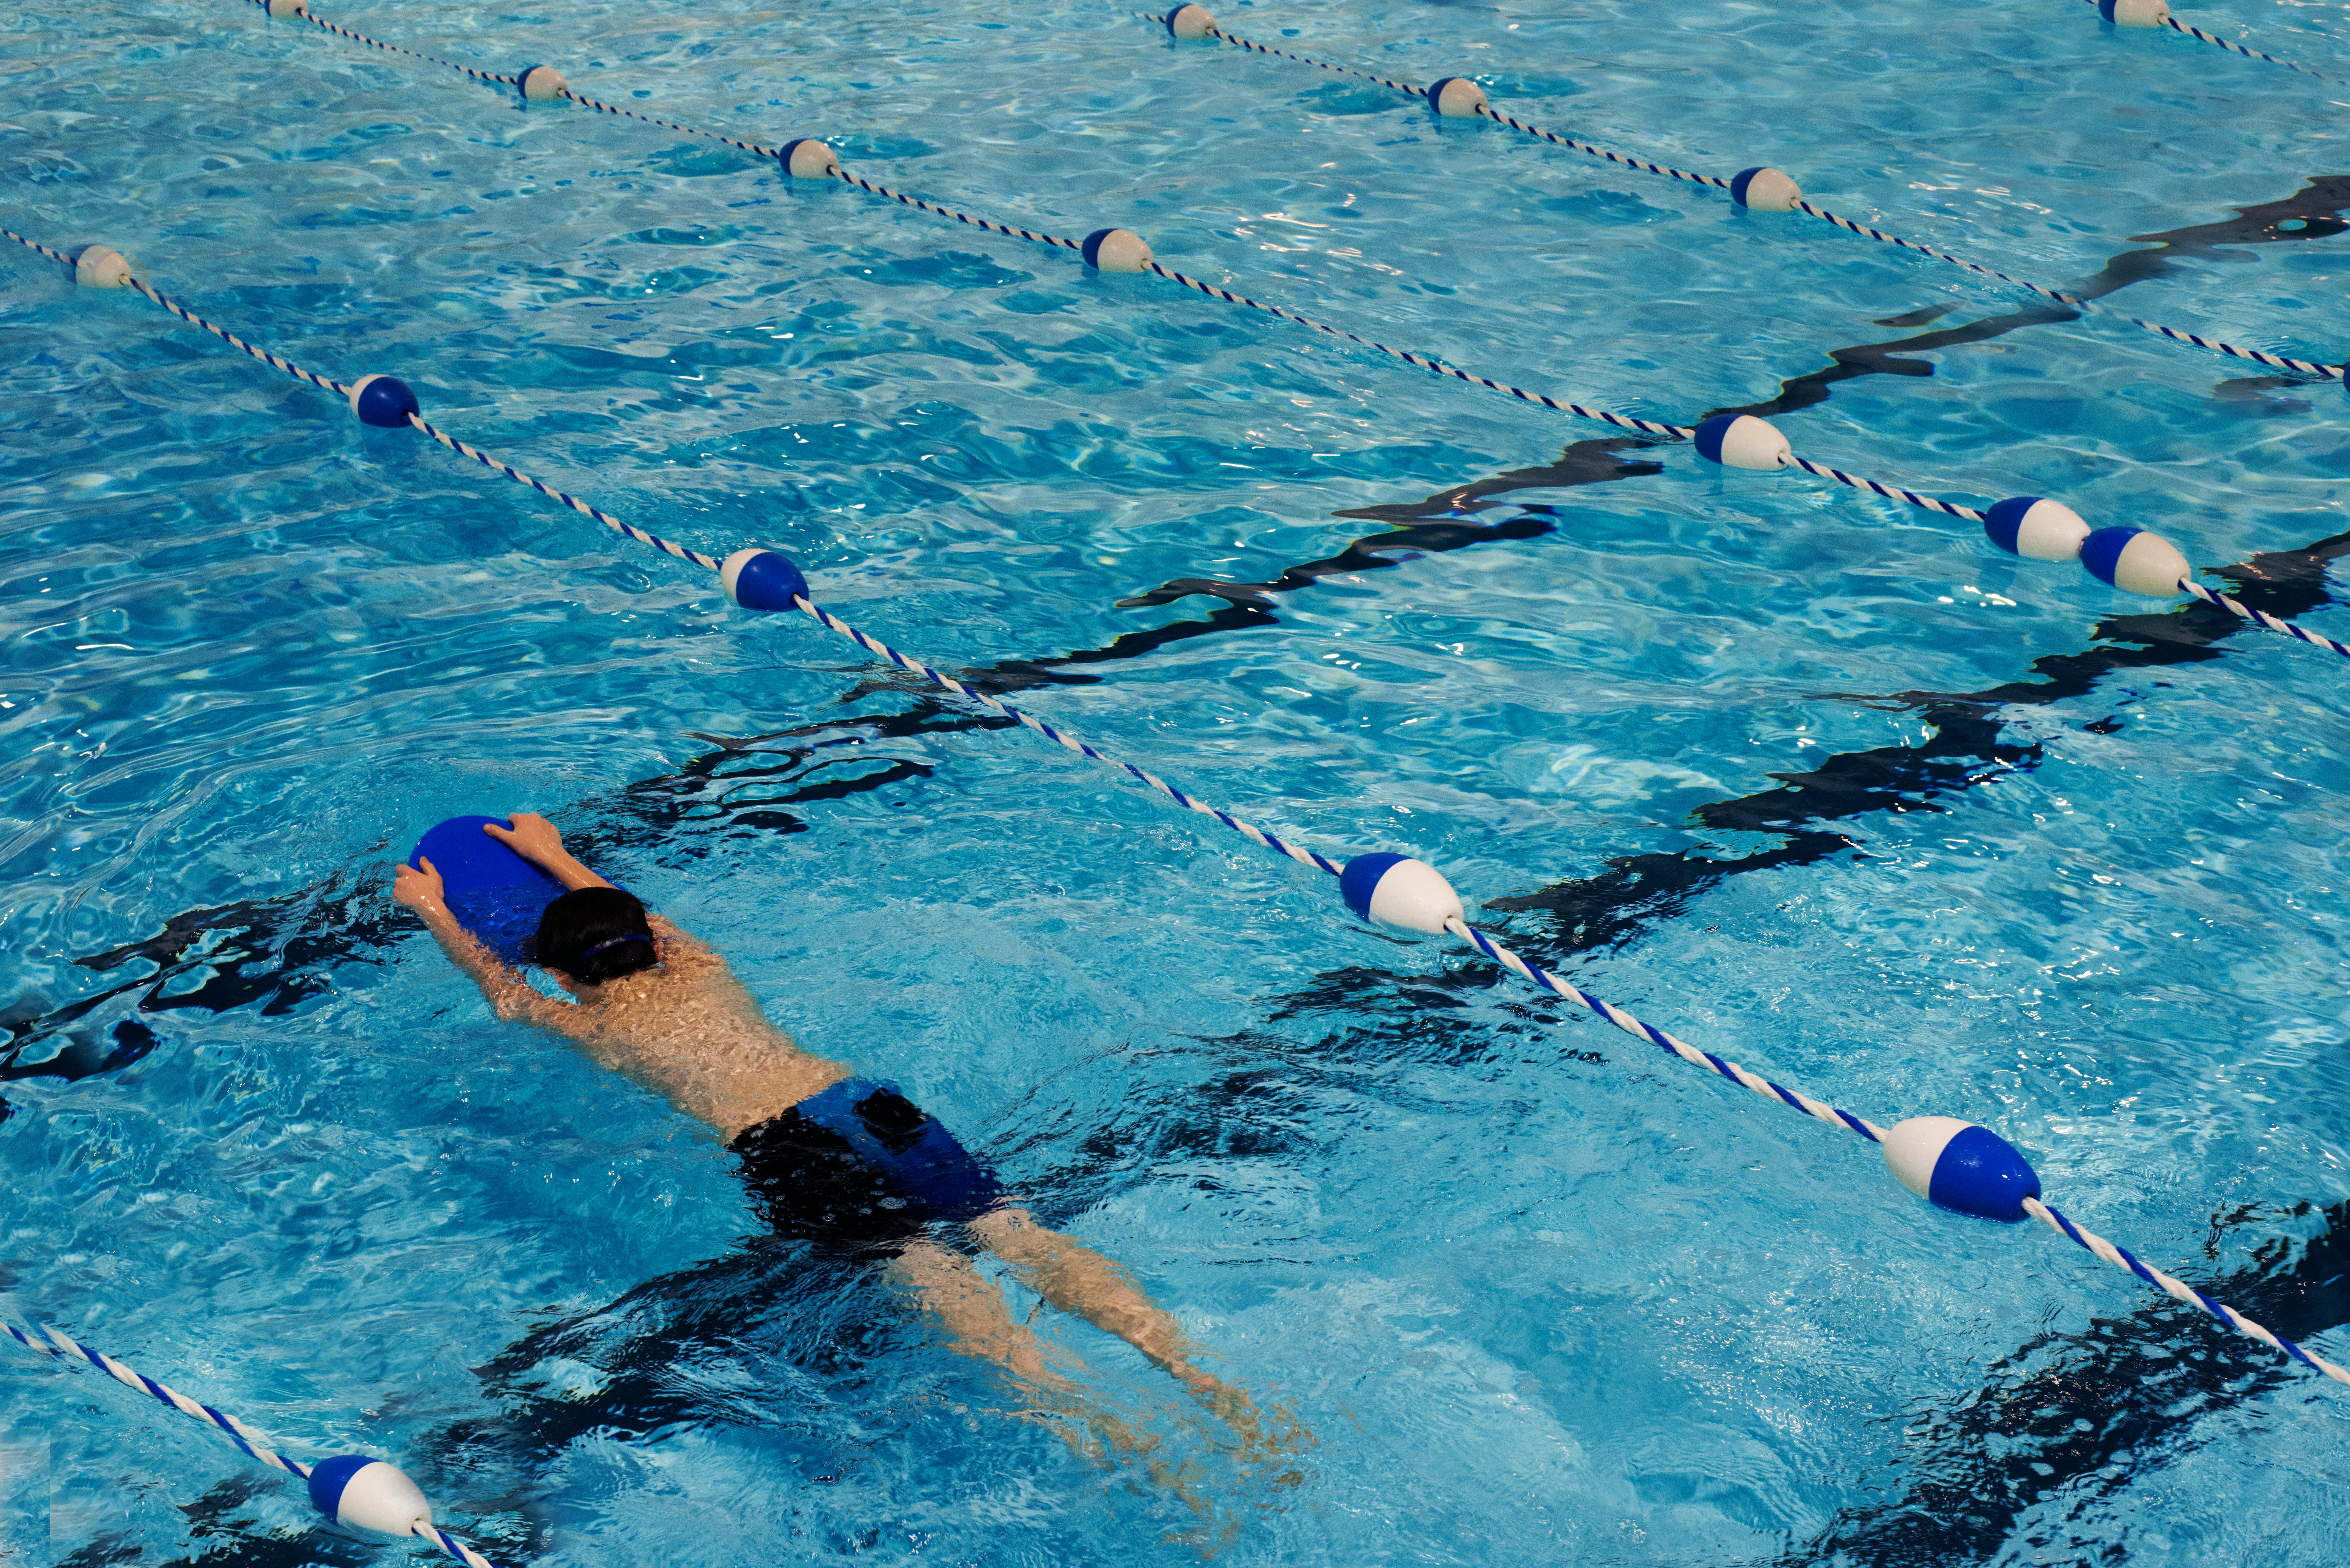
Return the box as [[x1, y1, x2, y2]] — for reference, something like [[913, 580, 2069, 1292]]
[[729, 1077, 1003, 1252]]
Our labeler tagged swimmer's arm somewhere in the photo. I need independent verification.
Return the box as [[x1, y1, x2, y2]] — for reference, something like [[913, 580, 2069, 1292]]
[[393, 861, 573, 1029], [483, 818, 722, 961], [482, 813, 615, 893]]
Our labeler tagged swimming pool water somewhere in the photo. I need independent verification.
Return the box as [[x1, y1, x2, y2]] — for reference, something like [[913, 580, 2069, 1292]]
[[4, 0, 2350, 1560]]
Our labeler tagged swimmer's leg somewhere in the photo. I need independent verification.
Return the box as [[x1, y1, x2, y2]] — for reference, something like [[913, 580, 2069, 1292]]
[[888, 1237, 1077, 1393], [889, 1238, 1177, 1465], [968, 1208, 1301, 1455]]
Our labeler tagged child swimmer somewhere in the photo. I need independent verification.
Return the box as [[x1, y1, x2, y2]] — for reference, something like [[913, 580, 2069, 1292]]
[[392, 812, 1271, 1444]]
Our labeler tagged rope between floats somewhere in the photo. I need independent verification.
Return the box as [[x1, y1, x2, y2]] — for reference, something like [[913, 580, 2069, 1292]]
[[2, 1320, 507, 1566], [1155, 13, 2343, 381]]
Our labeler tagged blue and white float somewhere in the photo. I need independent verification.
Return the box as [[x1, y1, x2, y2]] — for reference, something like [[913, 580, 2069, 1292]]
[[721, 548, 811, 612], [778, 138, 841, 179], [1730, 167, 1803, 212], [1082, 228, 1154, 273], [2099, 0, 2171, 26], [1692, 413, 1792, 471], [2081, 526, 2191, 598], [307, 1455, 433, 1537], [70, 244, 131, 289], [1426, 77, 1488, 117], [1982, 496, 2091, 562], [1340, 853, 1465, 935], [1879, 1116, 2042, 1222], [1166, 4, 1216, 40], [346, 374, 420, 429], [516, 64, 568, 101]]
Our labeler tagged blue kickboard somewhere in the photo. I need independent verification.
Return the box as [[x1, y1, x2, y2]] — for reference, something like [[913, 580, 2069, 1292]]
[[409, 815, 565, 965]]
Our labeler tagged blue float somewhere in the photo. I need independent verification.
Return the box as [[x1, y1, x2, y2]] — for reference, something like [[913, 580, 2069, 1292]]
[[1730, 166, 1802, 212], [1880, 1117, 2041, 1222], [346, 374, 419, 429], [720, 548, 810, 613], [1982, 495, 2091, 562], [308, 1454, 433, 1535], [1340, 852, 1465, 934], [2081, 526, 2191, 598], [1081, 227, 1153, 273], [779, 138, 840, 179], [1692, 412, 1791, 470], [1426, 77, 1488, 117]]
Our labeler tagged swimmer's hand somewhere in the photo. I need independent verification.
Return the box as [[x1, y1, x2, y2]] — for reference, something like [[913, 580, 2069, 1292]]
[[392, 857, 446, 912], [483, 812, 564, 863], [484, 814, 613, 893]]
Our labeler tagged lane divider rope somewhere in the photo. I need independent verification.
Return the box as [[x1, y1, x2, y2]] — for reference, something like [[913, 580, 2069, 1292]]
[[208, 4, 2350, 657], [9, 216, 2343, 673], [208, 2, 2036, 518], [3, 1319, 504, 1567], [2071, 0, 2341, 82], [213, 0, 2350, 650], [8, 230, 2349, 1438], [1145, 11, 2344, 381]]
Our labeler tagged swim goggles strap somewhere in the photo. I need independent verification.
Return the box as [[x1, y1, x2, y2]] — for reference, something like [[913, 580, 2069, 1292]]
[[577, 934, 655, 963]]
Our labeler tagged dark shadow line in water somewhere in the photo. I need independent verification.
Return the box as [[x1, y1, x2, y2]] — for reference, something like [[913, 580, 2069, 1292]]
[[1477, 525, 2350, 969], [1699, 175, 2350, 421], [1771, 1196, 2350, 1568], [832, 437, 1669, 705]]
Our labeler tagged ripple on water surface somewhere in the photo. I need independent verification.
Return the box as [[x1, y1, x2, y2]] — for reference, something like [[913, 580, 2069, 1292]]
[[3, 0, 2350, 1563]]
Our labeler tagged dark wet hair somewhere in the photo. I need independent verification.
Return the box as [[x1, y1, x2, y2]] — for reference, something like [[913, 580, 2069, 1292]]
[[532, 886, 660, 985]]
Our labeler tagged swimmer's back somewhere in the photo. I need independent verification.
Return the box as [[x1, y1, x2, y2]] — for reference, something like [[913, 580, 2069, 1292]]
[[515, 915, 851, 1139]]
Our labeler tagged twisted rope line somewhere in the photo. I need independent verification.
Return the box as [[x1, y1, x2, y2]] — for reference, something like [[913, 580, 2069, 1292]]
[[2024, 1198, 2350, 1383], [2, 226, 361, 396], [1154, 15, 2342, 380], [781, 603, 2350, 1391], [557, 86, 781, 159], [16, 1322, 310, 1477], [4, 1317, 510, 1564], [401, 413, 724, 571], [2, 222, 722, 572], [784, 594, 1343, 874], [0, 226, 71, 266], [254, 0, 521, 88], [1138, 257, 1689, 439], [1783, 454, 1985, 521], [2178, 577, 2350, 660], [1793, 200, 2342, 378], [832, 168, 1086, 252], [2163, 14, 2335, 79], [1442, 916, 1886, 1140]]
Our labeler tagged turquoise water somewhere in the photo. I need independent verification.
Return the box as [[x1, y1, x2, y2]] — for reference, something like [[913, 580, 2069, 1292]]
[[5, 0, 2350, 1560]]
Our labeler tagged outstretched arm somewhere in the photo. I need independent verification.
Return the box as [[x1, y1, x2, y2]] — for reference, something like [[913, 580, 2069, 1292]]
[[486, 813, 722, 965], [392, 858, 571, 1029], [481, 812, 612, 892]]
